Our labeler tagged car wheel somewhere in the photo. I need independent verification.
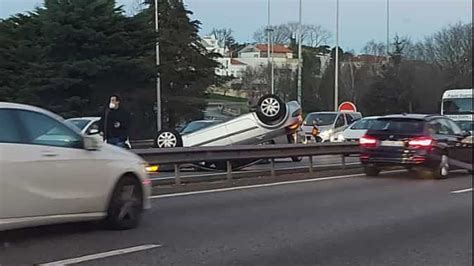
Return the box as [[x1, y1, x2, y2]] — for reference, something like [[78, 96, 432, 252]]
[[105, 176, 143, 230], [364, 165, 380, 177], [292, 157, 302, 162], [256, 94, 287, 125], [154, 129, 183, 148], [432, 154, 449, 179]]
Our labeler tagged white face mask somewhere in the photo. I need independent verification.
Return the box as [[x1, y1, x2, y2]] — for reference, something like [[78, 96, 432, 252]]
[[109, 102, 116, 109]]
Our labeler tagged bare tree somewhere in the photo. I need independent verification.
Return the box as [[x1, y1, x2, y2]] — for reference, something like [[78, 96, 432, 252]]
[[305, 25, 331, 47], [362, 40, 386, 57], [415, 22, 472, 87], [210, 28, 235, 48], [253, 22, 331, 46]]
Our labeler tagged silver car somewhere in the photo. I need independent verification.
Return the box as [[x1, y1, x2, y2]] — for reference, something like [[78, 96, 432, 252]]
[[154, 95, 302, 169], [67, 117, 132, 149], [301, 111, 362, 142], [333, 116, 381, 142]]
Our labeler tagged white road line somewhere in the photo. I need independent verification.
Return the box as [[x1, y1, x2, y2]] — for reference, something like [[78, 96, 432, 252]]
[[150, 170, 405, 199], [39, 244, 162, 266], [451, 188, 473, 194]]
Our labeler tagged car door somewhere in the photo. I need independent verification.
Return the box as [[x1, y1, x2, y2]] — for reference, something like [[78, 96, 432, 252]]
[[332, 114, 347, 135], [2, 109, 108, 219], [0, 109, 26, 219], [444, 118, 473, 167]]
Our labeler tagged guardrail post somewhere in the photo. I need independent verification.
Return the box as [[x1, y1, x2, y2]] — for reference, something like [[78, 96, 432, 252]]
[[270, 158, 275, 177], [174, 164, 181, 185], [309, 156, 313, 173], [226, 160, 232, 181], [341, 155, 346, 169]]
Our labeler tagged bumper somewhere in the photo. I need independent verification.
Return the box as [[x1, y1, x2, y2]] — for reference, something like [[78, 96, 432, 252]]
[[360, 148, 440, 168]]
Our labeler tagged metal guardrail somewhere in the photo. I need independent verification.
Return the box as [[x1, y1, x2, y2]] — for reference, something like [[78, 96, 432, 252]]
[[133, 142, 361, 185]]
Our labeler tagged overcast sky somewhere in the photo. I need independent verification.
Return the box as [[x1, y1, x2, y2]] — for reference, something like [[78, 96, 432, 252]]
[[1, 0, 471, 52]]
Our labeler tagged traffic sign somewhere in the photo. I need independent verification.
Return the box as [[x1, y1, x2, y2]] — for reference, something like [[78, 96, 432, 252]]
[[338, 101, 357, 112]]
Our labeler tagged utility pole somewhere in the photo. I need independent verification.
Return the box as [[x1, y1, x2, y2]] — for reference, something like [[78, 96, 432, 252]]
[[154, 0, 162, 131], [386, 0, 390, 60], [334, 0, 339, 111], [267, 0, 275, 94], [297, 0, 303, 104]]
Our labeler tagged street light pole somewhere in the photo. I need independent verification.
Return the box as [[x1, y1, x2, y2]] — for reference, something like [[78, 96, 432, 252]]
[[297, 0, 303, 104], [154, 0, 162, 131], [334, 0, 339, 111], [267, 0, 275, 94], [386, 0, 390, 59]]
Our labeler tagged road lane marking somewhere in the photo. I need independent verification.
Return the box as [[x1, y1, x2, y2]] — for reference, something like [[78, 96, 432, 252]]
[[451, 188, 473, 194], [150, 170, 405, 199], [39, 244, 162, 266]]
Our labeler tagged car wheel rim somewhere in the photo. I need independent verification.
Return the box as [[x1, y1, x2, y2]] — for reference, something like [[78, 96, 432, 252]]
[[157, 132, 177, 148], [118, 184, 139, 221], [261, 98, 280, 117]]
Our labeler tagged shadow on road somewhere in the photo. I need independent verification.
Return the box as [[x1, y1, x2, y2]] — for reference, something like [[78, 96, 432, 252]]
[[0, 221, 101, 246]]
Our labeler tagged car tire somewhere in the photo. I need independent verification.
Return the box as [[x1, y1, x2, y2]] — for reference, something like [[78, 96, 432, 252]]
[[292, 157, 302, 162], [154, 129, 183, 148], [431, 154, 449, 179], [256, 94, 287, 125], [105, 176, 143, 230], [364, 165, 380, 177]]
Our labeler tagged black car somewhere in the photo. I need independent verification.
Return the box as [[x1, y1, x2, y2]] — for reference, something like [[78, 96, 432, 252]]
[[360, 114, 472, 179]]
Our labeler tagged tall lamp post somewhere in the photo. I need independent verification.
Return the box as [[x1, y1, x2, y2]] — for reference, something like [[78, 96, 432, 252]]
[[386, 0, 390, 59], [297, 0, 303, 104], [334, 0, 340, 111], [154, 0, 162, 131], [267, 0, 275, 94]]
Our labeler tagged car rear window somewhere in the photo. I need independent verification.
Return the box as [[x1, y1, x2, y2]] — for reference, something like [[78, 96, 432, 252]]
[[369, 118, 425, 134]]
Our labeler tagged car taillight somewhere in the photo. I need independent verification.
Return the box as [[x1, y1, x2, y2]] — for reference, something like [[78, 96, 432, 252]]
[[360, 135, 378, 148], [408, 136, 433, 148]]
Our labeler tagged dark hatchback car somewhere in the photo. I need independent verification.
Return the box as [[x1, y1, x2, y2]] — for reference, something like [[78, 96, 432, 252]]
[[360, 114, 473, 179]]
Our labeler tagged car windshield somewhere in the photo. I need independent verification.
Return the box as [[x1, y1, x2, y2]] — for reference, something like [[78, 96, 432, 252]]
[[350, 118, 378, 130], [66, 119, 90, 130], [181, 121, 220, 134], [370, 118, 425, 134], [305, 113, 337, 126], [457, 120, 474, 131], [442, 98, 474, 115]]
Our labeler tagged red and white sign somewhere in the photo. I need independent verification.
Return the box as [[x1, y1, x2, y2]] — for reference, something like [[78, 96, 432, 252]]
[[338, 101, 357, 112]]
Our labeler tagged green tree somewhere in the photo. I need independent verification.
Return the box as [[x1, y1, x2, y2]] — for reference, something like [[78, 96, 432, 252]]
[[139, 0, 220, 128]]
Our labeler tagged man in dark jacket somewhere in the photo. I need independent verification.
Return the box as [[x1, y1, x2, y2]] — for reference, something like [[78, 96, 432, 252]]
[[100, 94, 131, 148]]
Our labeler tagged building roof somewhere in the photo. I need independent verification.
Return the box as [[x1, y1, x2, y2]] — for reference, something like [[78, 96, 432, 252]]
[[230, 59, 246, 65], [255, 44, 293, 53]]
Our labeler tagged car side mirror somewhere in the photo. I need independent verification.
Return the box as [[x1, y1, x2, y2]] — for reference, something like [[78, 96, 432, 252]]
[[83, 135, 102, 150], [88, 128, 99, 135]]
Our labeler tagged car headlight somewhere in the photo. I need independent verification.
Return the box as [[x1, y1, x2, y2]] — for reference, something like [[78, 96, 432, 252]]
[[143, 163, 159, 173], [319, 129, 333, 140]]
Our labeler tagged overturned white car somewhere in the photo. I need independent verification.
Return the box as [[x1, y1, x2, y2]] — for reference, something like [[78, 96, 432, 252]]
[[154, 95, 303, 169]]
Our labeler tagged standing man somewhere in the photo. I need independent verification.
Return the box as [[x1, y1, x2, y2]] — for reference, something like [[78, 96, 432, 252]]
[[100, 94, 131, 148]]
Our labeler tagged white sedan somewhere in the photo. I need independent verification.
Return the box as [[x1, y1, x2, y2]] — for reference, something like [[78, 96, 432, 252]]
[[333, 116, 381, 142], [67, 117, 132, 149], [0, 102, 151, 231]]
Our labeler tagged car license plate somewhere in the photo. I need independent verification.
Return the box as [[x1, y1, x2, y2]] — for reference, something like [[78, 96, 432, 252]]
[[381, 140, 404, 147]]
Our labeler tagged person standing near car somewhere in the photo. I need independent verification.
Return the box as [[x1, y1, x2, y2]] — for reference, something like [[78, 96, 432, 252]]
[[100, 94, 131, 148]]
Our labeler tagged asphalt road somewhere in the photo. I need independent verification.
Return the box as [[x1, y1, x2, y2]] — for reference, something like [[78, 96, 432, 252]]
[[0, 171, 472, 266]]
